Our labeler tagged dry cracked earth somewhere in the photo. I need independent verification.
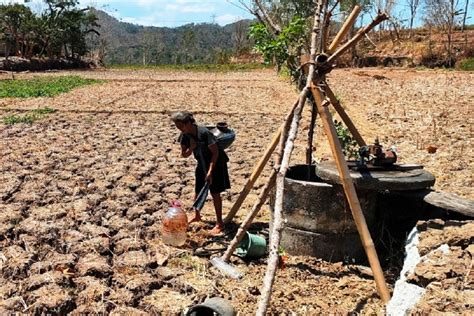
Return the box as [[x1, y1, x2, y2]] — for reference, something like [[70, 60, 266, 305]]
[[0, 68, 472, 314]]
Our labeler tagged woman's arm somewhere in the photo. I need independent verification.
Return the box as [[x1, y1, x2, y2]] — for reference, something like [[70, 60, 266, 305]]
[[181, 139, 196, 158], [206, 143, 219, 183]]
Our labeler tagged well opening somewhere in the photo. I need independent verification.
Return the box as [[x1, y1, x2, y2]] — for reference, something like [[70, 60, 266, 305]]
[[285, 164, 321, 183]]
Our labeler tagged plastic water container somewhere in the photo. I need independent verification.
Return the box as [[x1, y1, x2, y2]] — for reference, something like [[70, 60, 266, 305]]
[[161, 200, 188, 247], [210, 257, 243, 279]]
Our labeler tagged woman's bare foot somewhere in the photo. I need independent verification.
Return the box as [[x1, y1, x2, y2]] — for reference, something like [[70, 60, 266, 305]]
[[188, 212, 202, 224], [209, 224, 224, 236]]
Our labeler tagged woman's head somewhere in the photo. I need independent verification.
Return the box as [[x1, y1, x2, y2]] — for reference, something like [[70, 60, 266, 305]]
[[171, 111, 195, 133]]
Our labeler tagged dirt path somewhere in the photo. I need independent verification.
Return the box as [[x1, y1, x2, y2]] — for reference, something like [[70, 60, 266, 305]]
[[0, 68, 472, 314]]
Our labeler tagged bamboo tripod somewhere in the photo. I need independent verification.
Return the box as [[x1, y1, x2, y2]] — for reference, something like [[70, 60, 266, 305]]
[[219, 4, 391, 314]]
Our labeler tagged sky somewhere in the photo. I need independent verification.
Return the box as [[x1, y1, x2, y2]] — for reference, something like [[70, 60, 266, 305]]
[[0, 0, 255, 27], [1, 0, 472, 28]]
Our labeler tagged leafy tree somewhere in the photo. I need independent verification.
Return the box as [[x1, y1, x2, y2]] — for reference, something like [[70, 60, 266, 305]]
[[242, 0, 374, 76], [0, 3, 36, 57], [0, 0, 98, 59], [40, 0, 99, 58], [249, 16, 307, 72]]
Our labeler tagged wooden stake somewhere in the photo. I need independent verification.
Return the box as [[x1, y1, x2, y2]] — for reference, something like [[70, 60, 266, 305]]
[[256, 88, 307, 316], [256, 1, 325, 313], [327, 12, 389, 64], [221, 170, 277, 262], [223, 98, 299, 224], [223, 125, 281, 224], [327, 5, 362, 54], [306, 100, 318, 178], [324, 85, 366, 147], [221, 95, 299, 262], [310, 81, 391, 303]]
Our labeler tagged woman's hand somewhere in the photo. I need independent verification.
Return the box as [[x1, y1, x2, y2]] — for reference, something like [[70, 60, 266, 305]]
[[190, 138, 197, 150], [205, 171, 213, 184], [181, 146, 192, 158]]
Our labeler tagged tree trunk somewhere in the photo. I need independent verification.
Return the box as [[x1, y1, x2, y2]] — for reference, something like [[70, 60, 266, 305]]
[[256, 86, 308, 316], [461, 0, 469, 32], [256, 1, 326, 314], [254, 0, 282, 34], [306, 100, 317, 180]]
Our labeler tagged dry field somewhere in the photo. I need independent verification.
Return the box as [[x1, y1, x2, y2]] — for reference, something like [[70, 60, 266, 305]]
[[0, 68, 472, 314]]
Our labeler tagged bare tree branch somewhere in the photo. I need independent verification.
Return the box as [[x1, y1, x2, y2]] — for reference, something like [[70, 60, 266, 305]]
[[254, 0, 282, 34]]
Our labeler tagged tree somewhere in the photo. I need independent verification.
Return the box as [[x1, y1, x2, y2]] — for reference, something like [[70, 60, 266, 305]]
[[461, 0, 469, 32], [0, 3, 36, 57], [407, 0, 421, 37], [249, 15, 307, 72], [374, 0, 395, 32], [180, 28, 196, 63], [338, 0, 372, 63], [424, 0, 464, 66], [239, 0, 318, 75], [0, 0, 98, 59], [140, 29, 154, 65], [233, 20, 249, 55], [41, 0, 99, 58], [241, 0, 375, 74]]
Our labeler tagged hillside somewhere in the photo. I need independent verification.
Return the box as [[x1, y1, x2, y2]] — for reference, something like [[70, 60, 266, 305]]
[[352, 28, 474, 68], [90, 10, 254, 65]]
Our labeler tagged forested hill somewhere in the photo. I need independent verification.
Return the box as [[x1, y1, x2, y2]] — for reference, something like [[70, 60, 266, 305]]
[[92, 9, 254, 65]]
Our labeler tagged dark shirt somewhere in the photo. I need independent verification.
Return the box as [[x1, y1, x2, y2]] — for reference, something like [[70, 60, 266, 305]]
[[179, 124, 231, 194], [179, 125, 219, 168]]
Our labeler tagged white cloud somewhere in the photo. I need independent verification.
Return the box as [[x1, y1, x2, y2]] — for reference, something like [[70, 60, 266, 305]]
[[136, 0, 156, 7], [216, 14, 240, 26], [121, 15, 164, 27], [165, 2, 213, 13], [165, 4, 178, 11]]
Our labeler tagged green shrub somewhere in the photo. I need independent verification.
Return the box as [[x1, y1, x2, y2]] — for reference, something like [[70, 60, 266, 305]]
[[334, 120, 359, 159], [0, 76, 102, 98], [458, 58, 474, 71]]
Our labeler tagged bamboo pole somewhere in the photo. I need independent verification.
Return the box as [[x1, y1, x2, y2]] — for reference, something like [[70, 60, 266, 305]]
[[320, 0, 330, 52], [327, 5, 362, 54], [306, 100, 317, 178], [223, 96, 302, 224], [309, 81, 391, 303], [324, 85, 366, 147], [256, 1, 325, 314], [221, 95, 300, 262], [221, 170, 277, 262], [256, 84, 307, 316], [327, 13, 389, 64], [223, 125, 282, 224]]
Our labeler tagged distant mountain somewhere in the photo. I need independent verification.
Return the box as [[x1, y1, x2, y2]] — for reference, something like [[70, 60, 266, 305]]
[[89, 9, 254, 65]]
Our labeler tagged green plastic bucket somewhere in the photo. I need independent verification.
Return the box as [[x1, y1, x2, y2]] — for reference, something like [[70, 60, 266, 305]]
[[236, 232, 267, 258]]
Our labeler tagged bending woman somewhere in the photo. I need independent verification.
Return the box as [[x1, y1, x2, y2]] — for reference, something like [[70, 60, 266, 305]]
[[171, 111, 231, 235]]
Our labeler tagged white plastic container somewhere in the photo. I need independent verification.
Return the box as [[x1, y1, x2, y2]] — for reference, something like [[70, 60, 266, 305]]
[[210, 257, 243, 279]]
